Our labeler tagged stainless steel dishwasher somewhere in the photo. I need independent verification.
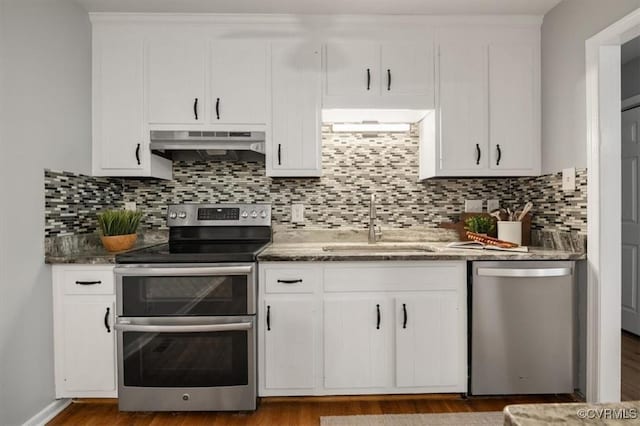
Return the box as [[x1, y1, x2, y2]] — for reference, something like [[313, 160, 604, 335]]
[[471, 261, 575, 395]]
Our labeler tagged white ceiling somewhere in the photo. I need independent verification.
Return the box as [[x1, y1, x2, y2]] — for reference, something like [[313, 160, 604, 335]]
[[74, 0, 562, 15]]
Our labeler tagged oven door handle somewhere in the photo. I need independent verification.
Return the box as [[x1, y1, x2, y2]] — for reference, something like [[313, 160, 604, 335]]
[[114, 321, 253, 333], [114, 265, 253, 277]]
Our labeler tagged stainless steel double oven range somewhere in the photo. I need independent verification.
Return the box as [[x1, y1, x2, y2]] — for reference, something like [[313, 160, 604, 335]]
[[114, 203, 271, 412]]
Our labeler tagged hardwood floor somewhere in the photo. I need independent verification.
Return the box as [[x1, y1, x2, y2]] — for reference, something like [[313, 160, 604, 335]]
[[49, 394, 579, 425], [622, 330, 640, 401]]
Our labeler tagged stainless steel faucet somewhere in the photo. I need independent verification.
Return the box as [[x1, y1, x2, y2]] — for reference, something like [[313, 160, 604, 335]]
[[368, 194, 382, 243]]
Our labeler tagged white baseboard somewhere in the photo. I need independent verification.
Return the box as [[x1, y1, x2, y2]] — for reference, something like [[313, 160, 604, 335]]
[[23, 399, 71, 426]]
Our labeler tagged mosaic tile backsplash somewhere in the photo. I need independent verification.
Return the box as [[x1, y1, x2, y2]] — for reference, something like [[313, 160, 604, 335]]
[[45, 128, 587, 238]]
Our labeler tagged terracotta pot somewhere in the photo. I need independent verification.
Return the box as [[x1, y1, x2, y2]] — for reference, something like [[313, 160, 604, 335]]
[[101, 233, 137, 252]]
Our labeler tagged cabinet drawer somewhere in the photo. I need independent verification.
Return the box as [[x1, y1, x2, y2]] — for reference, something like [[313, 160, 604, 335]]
[[63, 268, 115, 295], [263, 264, 321, 294], [324, 262, 465, 293]]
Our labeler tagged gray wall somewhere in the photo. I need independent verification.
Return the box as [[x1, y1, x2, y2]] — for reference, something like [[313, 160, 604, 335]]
[[0, 1, 91, 424], [622, 55, 640, 99], [541, 0, 640, 173]]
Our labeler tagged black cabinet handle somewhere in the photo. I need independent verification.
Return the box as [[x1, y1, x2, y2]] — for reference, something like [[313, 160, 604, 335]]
[[366, 68, 371, 91], [266, 305, 271, 331], [215, 98, 220, 120], [376, 304, 381, 330], [475, 144, 481, 165], [277, 279, 302, 284], [193, 98, 198, 120], [75, 280, 102, 285], [135, 144, 141, 166], [277, 144, 282, 166], [387, 69, 391, 91], [402, 303, 407, 329], [496, 144, 502, 166], [104, 307, 111, 333]]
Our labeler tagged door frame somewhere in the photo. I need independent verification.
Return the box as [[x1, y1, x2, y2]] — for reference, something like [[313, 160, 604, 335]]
[[585, 7, 640, 403]]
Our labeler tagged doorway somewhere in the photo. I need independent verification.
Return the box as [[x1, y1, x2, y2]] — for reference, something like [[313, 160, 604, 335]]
[[620, 36, 640, 401]]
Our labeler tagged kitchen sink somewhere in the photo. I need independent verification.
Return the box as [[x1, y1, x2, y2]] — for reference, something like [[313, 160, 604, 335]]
[[322, 243, 437, 252]]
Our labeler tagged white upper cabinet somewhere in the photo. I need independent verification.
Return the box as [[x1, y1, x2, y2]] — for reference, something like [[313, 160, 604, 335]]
[[380, 42, 434, 96], [325, 42, 379, 97], [323, 41, 434, 108], [210, 41, 268, 125], [420, 28, 540, 179], [488, 44, 539, 172], [147, 39, 206, 125], [269, 41, 322, 177], [92, 26, 171, 179], [437, 42, 488, 172]]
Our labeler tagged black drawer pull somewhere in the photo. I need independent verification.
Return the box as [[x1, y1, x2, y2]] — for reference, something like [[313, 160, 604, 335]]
[[277, 279, 303, 284], [366, 68, 371, 91], [266, 305, 271, 331], [135, 143, 141, 165], [376, 304, 381, 330], [215, 98, 220, 120], [277, 143, 282, 165], [104, 307, 111, 333], [193, 98, 198, 120], [496, 144, 502, 166], [402, 303, 408, 329], [475, 144, 481, 165], [75, 280, 101, 285], [387, 69, 391, 91]]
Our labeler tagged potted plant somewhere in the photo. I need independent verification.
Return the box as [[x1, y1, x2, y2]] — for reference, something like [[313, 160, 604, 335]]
[[97, 209, 143, 252], [464, 215, 496, 236]]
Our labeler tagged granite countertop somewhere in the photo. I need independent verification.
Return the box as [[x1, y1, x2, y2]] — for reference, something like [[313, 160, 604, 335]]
[[45, 231, 168, 264], [258, 226, 585, 262], [257, 241, 585, 262], [504, 401, 640, 425]]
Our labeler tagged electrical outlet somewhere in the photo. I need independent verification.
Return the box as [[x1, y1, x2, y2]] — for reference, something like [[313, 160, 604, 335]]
[[562, 167, 576, 191], [487, 199, 500, 213], [291, 204, 304, 223], [124, 202, 137, 211], [464, 200, 483, 213]]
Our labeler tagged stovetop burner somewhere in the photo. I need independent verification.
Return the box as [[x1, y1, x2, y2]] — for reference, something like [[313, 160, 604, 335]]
[[115, 203, 272, 264]]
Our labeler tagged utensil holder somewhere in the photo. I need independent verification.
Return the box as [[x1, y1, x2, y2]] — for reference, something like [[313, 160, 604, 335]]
[[497, 221, 522, 245]]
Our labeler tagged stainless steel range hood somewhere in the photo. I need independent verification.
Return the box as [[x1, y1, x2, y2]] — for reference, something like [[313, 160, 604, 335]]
[[150, 130, 266, 161]]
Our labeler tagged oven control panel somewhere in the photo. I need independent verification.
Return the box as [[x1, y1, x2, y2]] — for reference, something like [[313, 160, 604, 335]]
[[167, 203, 271, 227]]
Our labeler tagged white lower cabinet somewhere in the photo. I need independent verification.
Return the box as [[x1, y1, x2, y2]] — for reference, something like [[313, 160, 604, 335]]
[[263, 297, 316, 390], [258, 261, 467, 396], [53, 265, 117, 398], [324, 296, 393, 389]]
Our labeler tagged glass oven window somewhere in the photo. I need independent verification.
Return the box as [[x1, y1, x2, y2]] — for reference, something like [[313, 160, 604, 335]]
[[121, 275, 248, 316], [122, 331, 249, 387]]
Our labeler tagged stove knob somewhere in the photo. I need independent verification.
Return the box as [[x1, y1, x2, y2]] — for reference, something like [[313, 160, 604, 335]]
[[241, 211, 249, 218], [251, 210, 258, 218], [178, 211, 187, 219], [260, 210, 267, 218], [169, 212, 177, 219]]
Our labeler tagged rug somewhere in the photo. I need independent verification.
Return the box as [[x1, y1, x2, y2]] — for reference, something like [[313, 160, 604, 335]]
[[320, 411, 504, 426]]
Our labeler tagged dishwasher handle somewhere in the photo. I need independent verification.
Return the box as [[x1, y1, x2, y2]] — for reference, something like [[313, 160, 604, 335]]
[[476, 267, 572, 278]]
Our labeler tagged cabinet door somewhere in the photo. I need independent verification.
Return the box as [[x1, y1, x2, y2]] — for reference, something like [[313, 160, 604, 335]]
[[92, 33, 144, 172], [380, 43, 433, 97], [210, 41, 268, 124], [395, 293, 462, 388], [269, 42, 322, 177], [325, 42, 379, 97], [61, 299, 116, 393], [488, 44, 537, 171], [147, 39, 205, 124], [438, 43, 488, 171], [324, 296, 393, 389], [263, 297, 316, 390]]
